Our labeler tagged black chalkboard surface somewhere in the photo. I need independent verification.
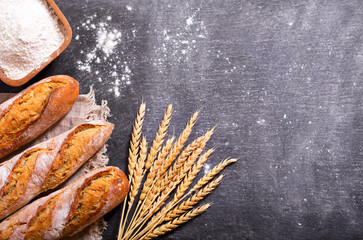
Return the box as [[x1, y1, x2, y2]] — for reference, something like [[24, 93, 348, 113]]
[[1, 1, 363, 239]]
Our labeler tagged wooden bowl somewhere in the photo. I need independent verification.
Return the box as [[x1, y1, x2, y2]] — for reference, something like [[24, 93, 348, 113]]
[[0, 0, 72, 87]]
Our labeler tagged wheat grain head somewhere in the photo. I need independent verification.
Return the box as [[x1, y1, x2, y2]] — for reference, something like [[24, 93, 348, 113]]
[[128, 103, 146, 181], [145, 104, 173, 170], [142, 203, 211, 240]]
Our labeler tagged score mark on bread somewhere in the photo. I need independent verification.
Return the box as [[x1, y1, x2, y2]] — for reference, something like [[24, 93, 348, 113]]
[[0, 75, 79, 159], [0, 166, 129, 240], [0, 120, 114, 220]]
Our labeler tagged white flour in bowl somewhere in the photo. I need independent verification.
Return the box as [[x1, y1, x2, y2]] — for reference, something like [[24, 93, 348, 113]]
[[0, 0, 65, 80]]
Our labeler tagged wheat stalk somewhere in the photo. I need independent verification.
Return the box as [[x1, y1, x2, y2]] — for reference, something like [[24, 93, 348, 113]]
[[128, 136, 148, 208], [159, 127, 214, 193], [125, 104, 174, 235], [138, 128, 214, 232], [119, 136, 148, 238], [141, 141, 209, 229], [139, 137, 174, 202], [123, 183, 178, 240], [137, 122, 206, 221], [119, 103, 146, 240], [128, 107, 145, 177], [141, 204, 211, 240], [128, 103, 146, 181], [125, 106, 173, 233], [173, 148, 214, 202], [145, 104, 172, 170], [147, 148, 214, 225], [158, 111, 199, 178], [191, 158, 237, 192], [120, 105, 236, 240], [164, 175, 224, 222]]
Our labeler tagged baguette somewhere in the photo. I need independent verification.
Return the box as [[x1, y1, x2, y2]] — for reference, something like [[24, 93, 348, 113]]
[[0, 120, 114, 220], [0, 166, 129, 240], [0, 75, 79, 159]]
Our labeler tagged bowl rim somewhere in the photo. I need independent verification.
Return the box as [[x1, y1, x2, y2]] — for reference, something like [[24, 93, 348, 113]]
[[0, 0, 72, 87]]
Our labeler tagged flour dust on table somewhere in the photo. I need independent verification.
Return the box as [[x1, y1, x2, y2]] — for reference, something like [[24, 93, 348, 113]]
[[75, 12, 132, 98]]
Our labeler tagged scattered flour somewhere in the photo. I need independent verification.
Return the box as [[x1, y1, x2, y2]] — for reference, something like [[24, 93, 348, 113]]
[[151, 8, 236, 74], [203, 163, 211, 175], [186, 16, 193, 26], [151, 9, 208, 72], [0, 0, 65, 80], [76, 13, 133, 97], [257, 118, 266, 125]]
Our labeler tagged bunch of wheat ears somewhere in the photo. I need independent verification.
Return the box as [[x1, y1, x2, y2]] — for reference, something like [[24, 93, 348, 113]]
[[118, 103, 237, 240]]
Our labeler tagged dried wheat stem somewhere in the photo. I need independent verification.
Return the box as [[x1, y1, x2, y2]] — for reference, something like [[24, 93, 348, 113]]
[[158, 127, 215, 194], [139, 137, 174, 202], [120, 136, 148, 238], [191, 158, 237, 193], [118, 198, 127, 240], [158, 111, 199, 178], [174, 148, 214, 202], [124, 185, 176, 240], [141, 204, 211, 240], [157, 134, 202, 193], [119, 103, 146, 240], [139, 132, 205, 218], [143, 144, 207, 225], [128, 136, 148, 208], [144, 104, 173, 170], [148, 148, 214, 225], [128, 103, 146, 181], [129, 190, 193, 240], [174, 128, 215, 183], [126, 137, 174, 235], [164, 175, 224, 222]]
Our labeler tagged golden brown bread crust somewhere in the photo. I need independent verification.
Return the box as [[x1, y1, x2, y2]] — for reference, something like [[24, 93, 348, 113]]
[[0, 166, 129, 240], [0, 120, 114, 220], [0, 75, 79, 159]]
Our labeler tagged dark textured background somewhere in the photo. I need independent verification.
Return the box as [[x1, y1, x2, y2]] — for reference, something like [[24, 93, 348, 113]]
[[1, 0, 363, 239]]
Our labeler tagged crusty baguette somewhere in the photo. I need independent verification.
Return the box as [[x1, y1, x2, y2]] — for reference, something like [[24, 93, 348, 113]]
[[0, 166, 129, 240], [0, 120, 114, 220], [0, 75, 79, 159]]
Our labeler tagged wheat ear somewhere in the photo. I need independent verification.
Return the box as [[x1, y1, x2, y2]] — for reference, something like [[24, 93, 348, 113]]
[[141, 204, 211, 240], [139, 137, 174, 202], [145, 133, 213, 222], [147, 148, 214, 225], [158, 111, 199, 178], [119, 136, 148, 238], [128, 136, 148, 208], [137, 120, 204, 219], [128, 103, 146, 181], [123, 183, 177, 240], [158, 127, 215, 194], [173, 148, 214, 202], [147, 129, 214, 217], [144, 104, 172, 170], [164, 175, 224, 222], [191, 158, 237, 192], [126, 105, 173, 235], [119, 103, 145, 240], [142, 140, 202, 217], [174, 128, 215, 182]]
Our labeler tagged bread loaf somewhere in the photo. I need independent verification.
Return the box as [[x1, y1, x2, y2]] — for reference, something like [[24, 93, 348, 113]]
[[0, 75, 79, 159], [0, 166, 129, 240], [0, 120, 113, 220]]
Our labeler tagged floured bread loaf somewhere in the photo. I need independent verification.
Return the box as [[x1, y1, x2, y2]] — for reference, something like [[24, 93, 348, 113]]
[[0, 75, 79, 159], [0, 166, 129, 240], [0, 120, 113, 220]]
